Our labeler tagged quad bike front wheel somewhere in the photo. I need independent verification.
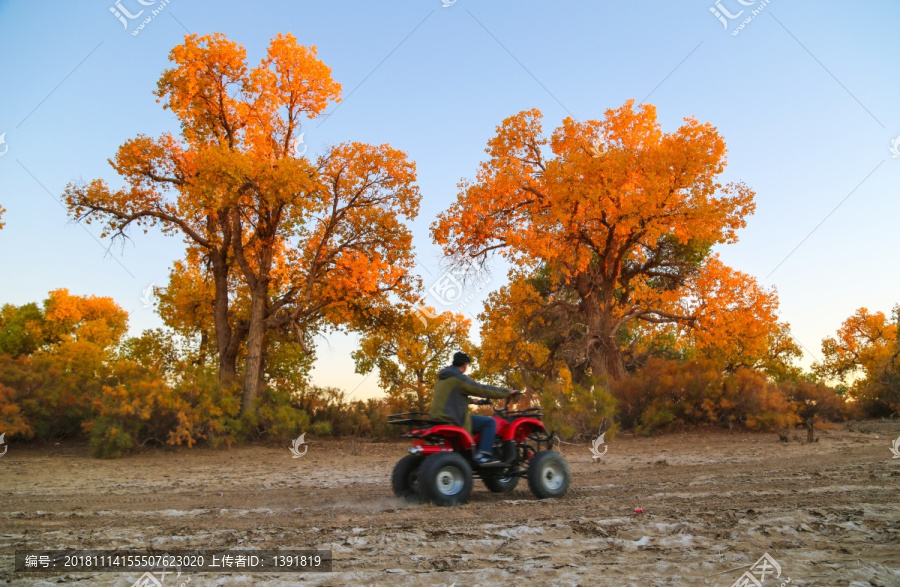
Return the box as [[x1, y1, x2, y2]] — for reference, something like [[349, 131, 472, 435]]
[[417, 453, 474, 506], [527, 450, 571, 499], [391, 454, 425, 502]]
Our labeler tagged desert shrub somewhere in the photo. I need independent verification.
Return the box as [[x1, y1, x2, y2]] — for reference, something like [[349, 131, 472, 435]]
[[88, 362, 242, 457], [0, 346, 103, 441], [87, 417, 136, 459], [0, 291, 324, 456], [310, 420, 333, 436], [540, 372, 616, 440], [612, 358, 721, 434], [291, 385, 398, 438], [662, 358, 723, 424], [610, 371, 654, 430], [0, 291, 130, 443], [720, 368, 799, 431], [780, 379, 848, 441], [0, 380, 31, 437], [354, 399, 399, 439], [612, 358, 803, 434], [638, 401, 679, 434], [254, 385, 310, 443]]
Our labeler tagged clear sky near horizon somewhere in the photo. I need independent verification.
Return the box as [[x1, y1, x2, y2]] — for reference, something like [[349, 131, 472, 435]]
[[0, 0, 897, 399]]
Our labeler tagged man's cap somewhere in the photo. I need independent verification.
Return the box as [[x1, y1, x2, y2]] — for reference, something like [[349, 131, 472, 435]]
[[452, 351, 471, 367]]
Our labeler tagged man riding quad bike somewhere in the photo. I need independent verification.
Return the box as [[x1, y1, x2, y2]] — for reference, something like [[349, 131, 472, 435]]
[[388, 352, 571, 506]]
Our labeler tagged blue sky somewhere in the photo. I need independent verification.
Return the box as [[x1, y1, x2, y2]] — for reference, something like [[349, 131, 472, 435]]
[[1, 0, 897, 398]]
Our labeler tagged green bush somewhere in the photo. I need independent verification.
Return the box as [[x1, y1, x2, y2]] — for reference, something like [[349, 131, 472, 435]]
[[311, 420, 332, 436], [255, 386, 310, 442], [540, 375, 616, 440]]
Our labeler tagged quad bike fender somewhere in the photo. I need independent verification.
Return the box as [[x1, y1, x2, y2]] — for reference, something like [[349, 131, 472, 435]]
[[493, 416, 509, 437], [501, 418, 547, 442], [414, 425, 476, 451]]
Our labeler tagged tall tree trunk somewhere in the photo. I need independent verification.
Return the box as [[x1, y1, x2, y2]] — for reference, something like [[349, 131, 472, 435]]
[[582, 288, 626, 381], [241, 289, 268, 414], [567, 359, 590, 386], [593, 335, 626, 381], [211, 247, 238, 387], [257, 346, 268, 399]]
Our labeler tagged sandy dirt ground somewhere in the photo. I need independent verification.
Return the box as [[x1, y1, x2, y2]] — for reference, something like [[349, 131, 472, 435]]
[[2, 421, 900, 587]]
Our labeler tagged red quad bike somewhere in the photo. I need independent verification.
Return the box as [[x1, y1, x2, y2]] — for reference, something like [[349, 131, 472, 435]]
[[388, 394, 571, 506]]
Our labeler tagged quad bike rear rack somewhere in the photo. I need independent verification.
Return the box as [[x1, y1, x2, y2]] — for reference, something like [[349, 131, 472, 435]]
[[388, 413, 456, 439], [387, 412, 447, 428]]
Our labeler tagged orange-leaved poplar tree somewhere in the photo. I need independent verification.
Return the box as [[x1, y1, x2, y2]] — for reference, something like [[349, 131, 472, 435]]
[[353, 307, 473, 412], [679, 255, 800, 377], [153, 249, 220, 367], [433, 101, 755, 381], [64, 33, 421, 414], [814, 306, 899, 415], [476, 256, 797, 386]]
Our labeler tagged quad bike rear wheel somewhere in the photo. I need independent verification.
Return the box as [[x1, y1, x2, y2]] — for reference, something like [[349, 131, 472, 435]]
[[482, 468, 520, 493], [391, 454, 425, 502], [417, 452, 473, 506], [527, 450, 570, 499]]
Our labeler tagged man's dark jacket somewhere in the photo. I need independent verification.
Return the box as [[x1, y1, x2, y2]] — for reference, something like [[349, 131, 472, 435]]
[[429, 365, 510, 433]]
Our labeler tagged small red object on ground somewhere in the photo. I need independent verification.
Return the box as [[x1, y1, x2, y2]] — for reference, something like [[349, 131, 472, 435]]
[[634, 507, 643, 513]]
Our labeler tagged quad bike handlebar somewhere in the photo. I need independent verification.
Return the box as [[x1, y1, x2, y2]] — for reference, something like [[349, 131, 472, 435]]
[[474, 390, 521, 407]]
